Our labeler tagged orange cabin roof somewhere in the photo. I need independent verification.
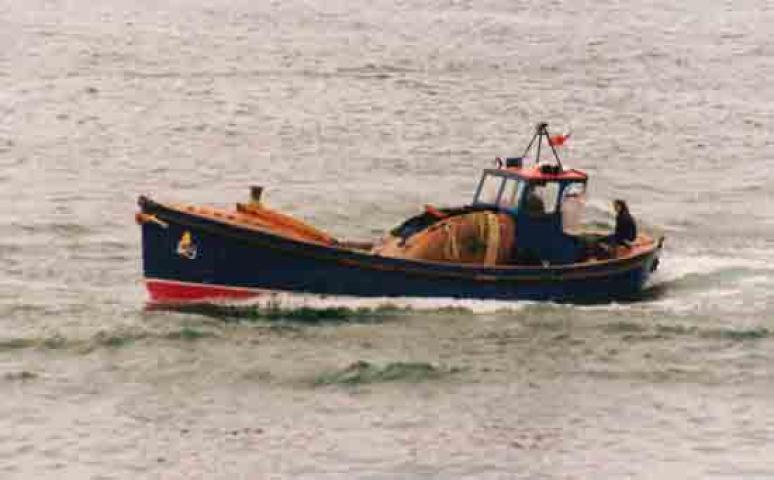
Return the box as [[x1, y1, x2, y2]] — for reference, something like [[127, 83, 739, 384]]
[[502, 165, 588, 182]]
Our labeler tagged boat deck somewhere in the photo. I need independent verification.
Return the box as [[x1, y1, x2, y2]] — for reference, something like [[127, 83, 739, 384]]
[[149, 202, 659, 268]]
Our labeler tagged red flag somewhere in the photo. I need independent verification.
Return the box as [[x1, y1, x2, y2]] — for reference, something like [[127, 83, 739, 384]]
[[549, 133, 571, 147]]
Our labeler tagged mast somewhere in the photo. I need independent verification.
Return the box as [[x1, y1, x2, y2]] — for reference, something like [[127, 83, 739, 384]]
[[521, 122, 564, 170]]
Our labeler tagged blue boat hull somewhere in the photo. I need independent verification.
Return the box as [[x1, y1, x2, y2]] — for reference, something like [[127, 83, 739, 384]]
[[138, 197, 662, 303]]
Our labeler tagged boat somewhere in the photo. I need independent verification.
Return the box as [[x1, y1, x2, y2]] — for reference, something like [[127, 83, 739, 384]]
[[136, 122, 663, 304]]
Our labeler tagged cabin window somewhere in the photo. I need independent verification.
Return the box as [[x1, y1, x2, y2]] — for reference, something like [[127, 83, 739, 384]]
[[561, 182, 587, 233], [498, 177, 524, 209], [563, 182, 586, 198], [476, 173, 504, 205]]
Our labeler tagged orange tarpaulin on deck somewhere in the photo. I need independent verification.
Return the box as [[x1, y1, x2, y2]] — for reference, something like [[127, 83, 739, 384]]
[[374, 211, 515, 265], [236, 203, 336, 245]]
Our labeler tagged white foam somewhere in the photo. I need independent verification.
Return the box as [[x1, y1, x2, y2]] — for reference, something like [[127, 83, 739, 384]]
[[636, 247, 774, 316], [652, 251, 773, 285], [236, 291, 533, 314]]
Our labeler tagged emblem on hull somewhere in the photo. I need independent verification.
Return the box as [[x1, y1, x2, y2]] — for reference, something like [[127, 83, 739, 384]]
[[176, 231, 198, 260]]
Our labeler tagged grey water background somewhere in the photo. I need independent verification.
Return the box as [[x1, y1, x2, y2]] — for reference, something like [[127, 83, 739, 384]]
[[1, 0, 773, 478]]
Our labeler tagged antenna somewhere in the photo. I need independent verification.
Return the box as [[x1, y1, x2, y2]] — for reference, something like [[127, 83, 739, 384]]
[[521, 122, 564, 170]]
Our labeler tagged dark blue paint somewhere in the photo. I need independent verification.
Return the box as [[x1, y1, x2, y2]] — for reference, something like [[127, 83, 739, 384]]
[[139, 200, 660, 302]]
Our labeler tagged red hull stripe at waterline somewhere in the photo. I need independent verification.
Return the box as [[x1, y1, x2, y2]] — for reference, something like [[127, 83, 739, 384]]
[[145, 278, 265, 303]]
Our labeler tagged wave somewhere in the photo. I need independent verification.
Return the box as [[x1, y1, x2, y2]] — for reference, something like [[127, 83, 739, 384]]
[[3, 371, 38, 382], [0, 326, 216, 353], [658, 324, 770, 341], [600, 320, 771, 342], [313, 360, 461, 386]]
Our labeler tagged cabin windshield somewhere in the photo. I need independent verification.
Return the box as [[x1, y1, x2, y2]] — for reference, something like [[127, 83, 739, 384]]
[[474, 172, 527, 209], [475, 173, 504, 205], [498, 177, 525, 209]]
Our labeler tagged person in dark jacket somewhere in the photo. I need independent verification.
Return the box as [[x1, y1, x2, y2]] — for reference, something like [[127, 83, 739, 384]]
[[589, 199, 637, 259], [610, 199, 637, 246]]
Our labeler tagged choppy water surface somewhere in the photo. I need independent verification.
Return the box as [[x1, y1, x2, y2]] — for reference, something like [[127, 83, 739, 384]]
[[2, 0, 773, 478]]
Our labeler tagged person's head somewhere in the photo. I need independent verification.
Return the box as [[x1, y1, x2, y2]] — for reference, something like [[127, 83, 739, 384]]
[[613, 199, 629, 215]]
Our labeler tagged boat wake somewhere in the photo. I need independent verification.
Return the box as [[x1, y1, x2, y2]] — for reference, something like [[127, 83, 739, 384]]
[[148, 292, 535, 319], [638, 248, 774, 317]]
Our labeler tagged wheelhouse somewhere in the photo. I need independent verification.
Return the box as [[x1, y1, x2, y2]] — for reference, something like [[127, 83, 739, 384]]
[[470, 123, 592, 265], [472, 164, 588, 217]]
